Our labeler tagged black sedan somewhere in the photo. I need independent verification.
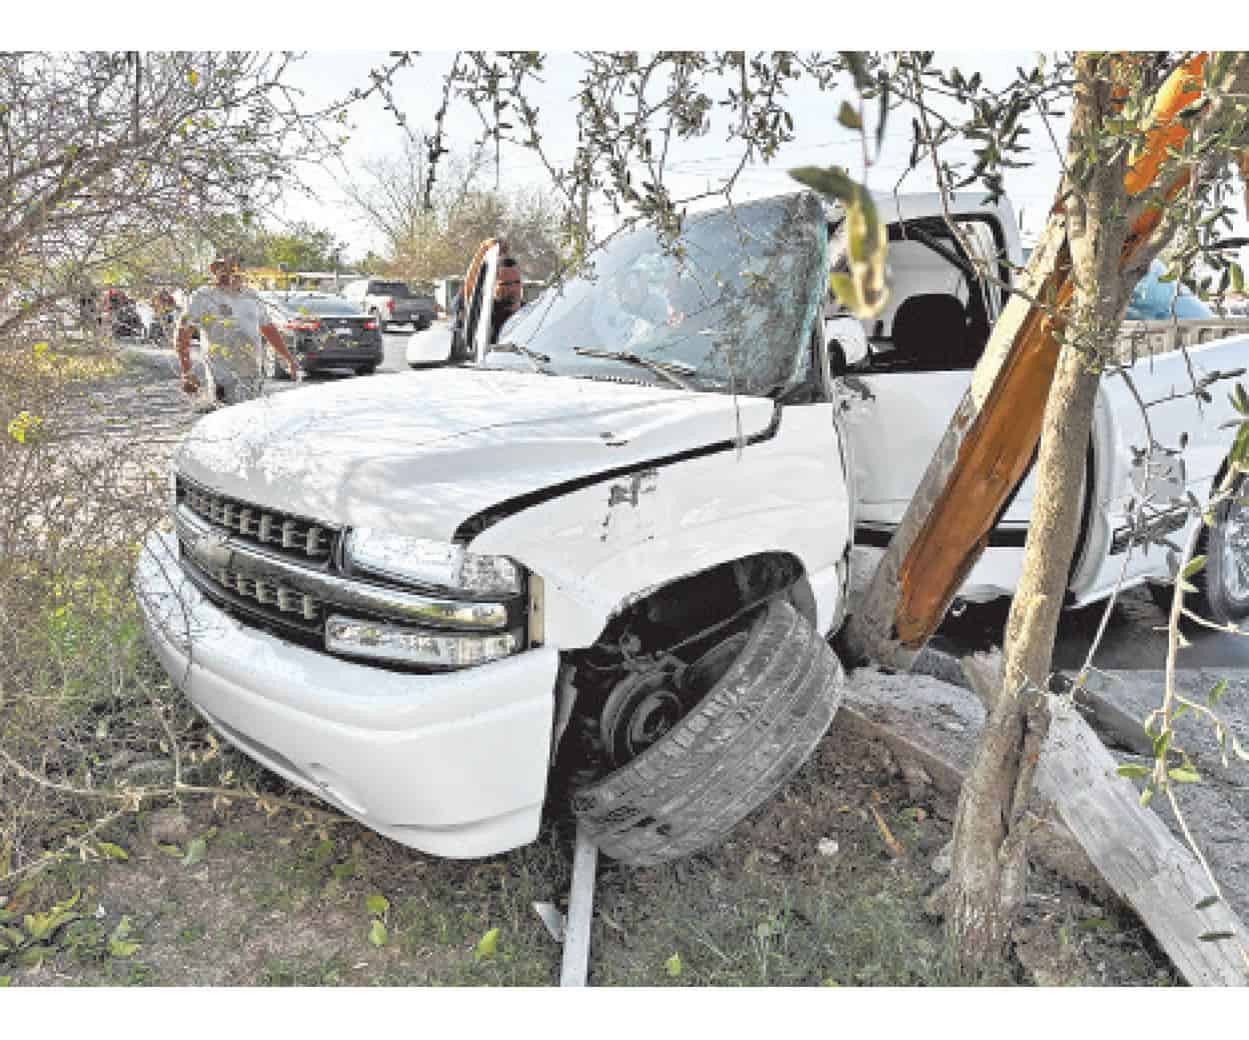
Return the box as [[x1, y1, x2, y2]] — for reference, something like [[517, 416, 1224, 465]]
[[261, 293, 384, 377]]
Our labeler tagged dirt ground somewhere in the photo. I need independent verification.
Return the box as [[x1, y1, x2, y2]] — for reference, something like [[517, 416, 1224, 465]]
[[0, 708, 1175, 988]]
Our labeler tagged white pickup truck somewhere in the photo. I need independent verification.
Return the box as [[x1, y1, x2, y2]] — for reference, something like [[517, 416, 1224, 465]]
[[136, 190, 1249, 865]]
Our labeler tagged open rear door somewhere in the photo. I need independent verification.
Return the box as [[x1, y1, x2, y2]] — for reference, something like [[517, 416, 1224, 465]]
[[461, 243, 500, 365]]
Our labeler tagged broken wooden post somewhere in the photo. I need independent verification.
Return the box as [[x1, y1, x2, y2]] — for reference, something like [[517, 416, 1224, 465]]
[[559, 823, 599, 987], [1037, 696, 1249, 985], [839, 665, 1249, 984], [843, 54, 1209, 669]]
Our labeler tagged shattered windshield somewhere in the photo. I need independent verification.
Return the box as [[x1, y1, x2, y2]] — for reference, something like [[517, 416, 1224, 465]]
[[493, 192, 828, 396]]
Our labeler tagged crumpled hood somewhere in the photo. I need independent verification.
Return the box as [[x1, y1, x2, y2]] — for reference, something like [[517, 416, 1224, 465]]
[[175, 367, 776, 542]]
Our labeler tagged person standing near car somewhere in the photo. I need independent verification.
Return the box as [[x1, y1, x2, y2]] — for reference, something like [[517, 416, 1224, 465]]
[[176, 254, 298, 406], [490, 257, 525, 344]]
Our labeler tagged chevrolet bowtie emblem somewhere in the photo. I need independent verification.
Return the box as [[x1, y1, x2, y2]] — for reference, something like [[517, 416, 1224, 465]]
[[193, 529, 233, 571]]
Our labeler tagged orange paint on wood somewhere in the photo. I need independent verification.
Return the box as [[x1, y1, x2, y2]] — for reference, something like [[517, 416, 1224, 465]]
[[890, 54, 1209, 648]]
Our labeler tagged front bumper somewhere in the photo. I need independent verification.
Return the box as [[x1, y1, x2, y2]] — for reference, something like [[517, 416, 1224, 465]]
[[135, 530, 557, 858]]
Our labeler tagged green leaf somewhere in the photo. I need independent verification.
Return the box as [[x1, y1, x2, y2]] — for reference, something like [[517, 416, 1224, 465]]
[[836, 101, 862, 131], [108, 938, 140, 958], [665, 951, 682, 978], [107, 914, 139, 959], [790, 167, 889, 320], [474, 926, 500, 962], [182, 837, 207, 867], [828, 272, 863, 315], [839, 50, 869, 89], [16, 946, 51, 967], [1168, 766, 1201, 783], [157, 843, 182, 859], [1208, 679, 1229, 708], [97, 842, 128, 861], [1116, 764, 1151, 779], [1195, 895, 1220, 910], [1182, 555, 1207, 579], [368, 919, 388, 948], [0, 976, 10, 987], [1232, 424, 1249, 467], [1140, 786, 1155, 809], [365, 893, 389, 918], [1152, 730, 1172, 759]]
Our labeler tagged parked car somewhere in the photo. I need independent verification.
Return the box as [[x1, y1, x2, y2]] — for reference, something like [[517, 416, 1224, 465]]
[[340, 278, 437, 333], [136, 190, 1249, 868], [260, 292, 384, 377]]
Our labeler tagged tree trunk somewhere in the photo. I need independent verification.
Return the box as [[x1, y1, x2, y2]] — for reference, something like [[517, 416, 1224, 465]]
[[943, 54, 1134, 970], [944, 342, 1103, 968]]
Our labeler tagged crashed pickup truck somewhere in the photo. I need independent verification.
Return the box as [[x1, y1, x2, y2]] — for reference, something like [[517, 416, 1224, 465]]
[[136, 190, 1249, 865]]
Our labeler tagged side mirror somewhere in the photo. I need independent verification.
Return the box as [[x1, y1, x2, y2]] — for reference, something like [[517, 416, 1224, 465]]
[[407, 324, 454, 367], [825, 315, 869, 370]]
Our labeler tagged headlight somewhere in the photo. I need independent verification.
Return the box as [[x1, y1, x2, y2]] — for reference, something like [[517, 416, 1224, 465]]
[[326, 615, 521, 668], [344, 528, 523, 596]]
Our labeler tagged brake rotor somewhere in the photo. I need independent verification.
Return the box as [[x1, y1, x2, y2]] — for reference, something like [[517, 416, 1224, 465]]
[[599, 667, 685, 770]]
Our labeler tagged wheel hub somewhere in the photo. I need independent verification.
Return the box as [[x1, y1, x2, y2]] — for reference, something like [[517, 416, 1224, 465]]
[[1223, 494, 1249, 601], [599, 668, 684, 769]]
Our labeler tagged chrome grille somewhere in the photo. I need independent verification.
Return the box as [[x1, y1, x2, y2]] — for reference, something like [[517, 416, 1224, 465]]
[[173, 503, 515, 642], [177, 476, 336, 560], [207, 563, 322, 621]]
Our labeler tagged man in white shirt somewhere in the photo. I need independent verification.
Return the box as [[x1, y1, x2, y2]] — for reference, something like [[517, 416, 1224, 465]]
[[176, 254, 297, 406]]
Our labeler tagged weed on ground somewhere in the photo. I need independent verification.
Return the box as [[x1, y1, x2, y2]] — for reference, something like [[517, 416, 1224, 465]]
[[0, 712, 1175, 987]]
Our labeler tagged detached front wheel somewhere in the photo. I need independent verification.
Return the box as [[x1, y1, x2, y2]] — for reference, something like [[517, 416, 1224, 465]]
[[571, 598, 844, 867]]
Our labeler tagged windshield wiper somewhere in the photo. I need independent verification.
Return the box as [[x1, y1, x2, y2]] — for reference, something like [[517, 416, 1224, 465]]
[[488, 341, 551, 372], [572, 347, 696, 390]]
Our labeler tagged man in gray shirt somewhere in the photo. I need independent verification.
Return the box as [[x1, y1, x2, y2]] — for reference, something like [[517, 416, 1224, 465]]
[[176, 254, 298, 406]]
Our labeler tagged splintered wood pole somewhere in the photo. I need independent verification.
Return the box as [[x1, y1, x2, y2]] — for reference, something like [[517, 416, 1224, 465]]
[[559, 823, 599, 987], [1037, 698, 1249, 985], [843, 55, 1209, 668]]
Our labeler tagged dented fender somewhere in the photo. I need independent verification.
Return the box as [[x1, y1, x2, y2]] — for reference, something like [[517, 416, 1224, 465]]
[[468, 404, 854, 647]]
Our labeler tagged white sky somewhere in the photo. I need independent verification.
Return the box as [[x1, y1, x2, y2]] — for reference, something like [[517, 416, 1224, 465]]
[[15, 2, 1249, 263], [275, 50, 1071, 260]]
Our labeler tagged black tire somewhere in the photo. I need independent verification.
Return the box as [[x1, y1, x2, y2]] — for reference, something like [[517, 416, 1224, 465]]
[[1201, 471, 1249, 624], [1149, 472, 1249, 625], [355, 364, 377, 376], [571, 598, 844, 867]]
